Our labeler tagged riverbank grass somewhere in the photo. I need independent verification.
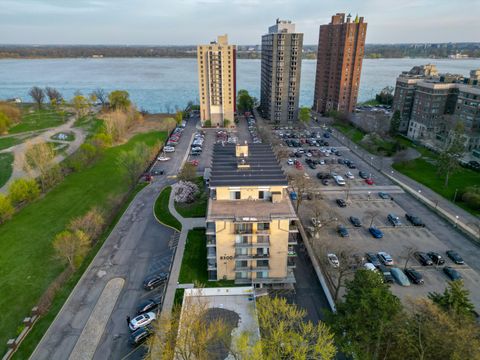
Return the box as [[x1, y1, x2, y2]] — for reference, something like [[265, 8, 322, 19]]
[[0, 131, 166, 357], [8, 107, 67, 134], [0, 152, 14, 188]]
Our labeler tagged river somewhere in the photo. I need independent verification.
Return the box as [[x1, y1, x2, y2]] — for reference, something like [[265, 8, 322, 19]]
[[0, 58, 478, 113]]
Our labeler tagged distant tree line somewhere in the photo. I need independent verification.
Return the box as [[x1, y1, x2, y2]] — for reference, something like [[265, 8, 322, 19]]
[[1, 43, 478, 59]]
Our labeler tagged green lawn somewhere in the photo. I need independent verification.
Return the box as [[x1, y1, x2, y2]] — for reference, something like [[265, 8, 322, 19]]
[[178, 228, 235, 287], [8, 108, 66, 134], [0, 131, 166, 356], [0, 137, 22, 151], [358, 98, 382, 107], [332, 122, 365, 143], [0, 152, 14, 188], [154, 186, 182, 231], [393, 158, 480, 216], [11, 182, 148, 360], [174, 177, 208, 218]]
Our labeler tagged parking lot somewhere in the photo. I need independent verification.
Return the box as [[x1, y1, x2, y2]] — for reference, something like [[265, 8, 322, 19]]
[[274, 125, 480, 313]]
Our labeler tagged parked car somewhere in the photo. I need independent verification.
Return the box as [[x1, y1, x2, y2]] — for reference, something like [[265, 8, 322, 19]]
[[345, 171, 354, 179], [378, 252, 394, 266], [369, 227, 384, 239], [158, 155, 170, 161], [405, 214, 425, 227], [321, 179, 329, 185], [129, 325, 153, 346], [446, 250, 465, 265], [336, 199, 347, 208], [359, 171, 369, 179], [129, 312, 156, 331], [143, 273, 168, 290], [287, 158, 294, 165], [387, 213, 402, 227], [311, 218, 319, 227], [443, 266, 462, 281], [164, 146, 175, 153], [414, 251, 433, 266], [378, 264, 394, 283], [337, 225, 349, 237], [136, 298, 161, 315], [364, 262, 377, 271], [365, 178, 374, 185], [349, 216, 362, 227], [290, 192, 298, 200], [390, 268, 411, 286], [378, 192, 391, 199], [347, 163, 356, 169], [366, 252, 381, 267], [327, 253, 339, 268], [427, 252, 445, 265], [404, 268, 424, 285]]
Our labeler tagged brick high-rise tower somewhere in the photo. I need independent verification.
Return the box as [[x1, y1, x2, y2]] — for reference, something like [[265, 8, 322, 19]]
[[313, 13, 367, 114]]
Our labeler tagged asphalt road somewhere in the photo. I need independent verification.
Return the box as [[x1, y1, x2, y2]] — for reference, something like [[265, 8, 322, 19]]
[[31, 117, 198, 360]]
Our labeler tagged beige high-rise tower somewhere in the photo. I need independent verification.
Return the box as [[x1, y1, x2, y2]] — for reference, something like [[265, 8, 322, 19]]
[[197, 34, 236, 127]]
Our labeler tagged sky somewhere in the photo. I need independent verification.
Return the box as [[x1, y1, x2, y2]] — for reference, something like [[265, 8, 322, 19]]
[[0, 0, 479, 45]]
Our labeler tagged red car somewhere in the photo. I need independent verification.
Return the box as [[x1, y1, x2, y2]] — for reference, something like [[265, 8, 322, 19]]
[[365, 178, 374, 185], [295, 163, 303, 170]]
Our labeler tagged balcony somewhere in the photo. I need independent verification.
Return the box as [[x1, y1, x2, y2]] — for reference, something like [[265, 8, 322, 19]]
[[289, 222, 299, 233], [287, 258, 296, 268], [207, 260, 217, 270], [288, 234, 298, 245], [256, 229, 271, 235], [207, 248, 217, 259], [206, 223, 216, 235], [235, 253, 270, 260], [288, 247, 296, 257], [206, 235, 216, 246], [234, 228, 254, 235], [235, 240, 270, 248]]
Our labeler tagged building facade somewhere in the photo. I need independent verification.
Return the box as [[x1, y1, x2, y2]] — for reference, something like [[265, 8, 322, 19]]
[[393, 65, 480, 151], [260, 19, 303, 124], [197, 34, 236, 127], [206, 143, 298, 287], [313, 13, 367, 114]]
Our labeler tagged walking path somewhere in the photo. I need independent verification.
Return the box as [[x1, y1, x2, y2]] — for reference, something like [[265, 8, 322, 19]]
[[0, 116, 86, 193], [160, 190, 206, 316]]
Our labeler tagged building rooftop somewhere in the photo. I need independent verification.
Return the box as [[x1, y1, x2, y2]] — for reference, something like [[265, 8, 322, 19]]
[[207, 198, 297, 221], [210, 143, 288, 187]]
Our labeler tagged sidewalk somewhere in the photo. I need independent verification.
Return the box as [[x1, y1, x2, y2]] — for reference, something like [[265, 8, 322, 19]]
[[160, 189, 206, 316]]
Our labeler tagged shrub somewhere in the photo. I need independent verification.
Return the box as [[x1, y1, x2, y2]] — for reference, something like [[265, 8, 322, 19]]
[[204, 119, 212, 128], [462, 187, 480, 211], [173, 181, 199, 204], [178, 162, 197, 182], [8, 178, 40, 205], [68, 207, 105, 243], [0, 194, 14, 224]]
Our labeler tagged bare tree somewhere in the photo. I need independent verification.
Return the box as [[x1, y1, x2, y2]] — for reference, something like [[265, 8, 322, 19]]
[[286, 169, 314, 212], [45, 87, 63, 105], [103, 110, 128, 142], [275, 146, 290, 162], [24, 140, 63, 191], [92, 88, 107, 107], [52, 230, 91, 269], [364, 209, 381, 227], [309, 198, 339, 239], [29, 86, 45, 109], [68, 208, 105, 243], [402, 245, 418, 270]]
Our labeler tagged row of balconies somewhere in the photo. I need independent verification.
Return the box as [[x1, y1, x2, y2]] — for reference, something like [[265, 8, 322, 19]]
[[206, 222, 298, 235]]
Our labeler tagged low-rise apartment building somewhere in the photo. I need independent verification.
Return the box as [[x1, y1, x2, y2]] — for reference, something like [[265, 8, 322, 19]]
[[206, 143, 298, 287]]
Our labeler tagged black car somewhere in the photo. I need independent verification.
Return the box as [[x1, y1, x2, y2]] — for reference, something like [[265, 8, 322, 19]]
[[143, 273, 168, 290], [366, 252, 381, 267], [337, 159, 344, 164], [294, 152, 302, 158], [348, 163, 356, 169], [443, 266, 462, 281], [414, 251, 433, 266], [129, 325, 153, 346], [405, 213, 425, 227], [337, 225, 349, 237], [321, 179, 329, 185], [427, 252, 445, 265], [349, 216, 362, 227], [446, 250, 465, 265], [359, 171, 368, 179], [343, 159, 351, 166], [308, 162, 317, 169], [136, 298, 161, 315], [404, 268, 424, 285], [336, 199, 347, 208], [378, 264, 394, 283], [317, 172, 329, 179]]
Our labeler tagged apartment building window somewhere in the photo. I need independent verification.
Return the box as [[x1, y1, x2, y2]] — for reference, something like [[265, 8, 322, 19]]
[[230, 191, 241, 200], [256, 260, 269, 268], [257, 222, 270, 231], [236, 260, 248, 269], [256, 271, 269, 279]]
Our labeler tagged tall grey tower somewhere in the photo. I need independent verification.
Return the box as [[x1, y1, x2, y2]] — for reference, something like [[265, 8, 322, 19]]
[[260, 19, 303, 124]]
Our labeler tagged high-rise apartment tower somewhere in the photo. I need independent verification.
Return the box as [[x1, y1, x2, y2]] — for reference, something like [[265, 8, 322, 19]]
[[313, 13, 367, 114], [197, 34, 236, 127], [260, 19, 303, 124]]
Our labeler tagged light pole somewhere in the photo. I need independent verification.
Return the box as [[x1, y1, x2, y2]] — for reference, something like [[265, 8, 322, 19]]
[[455, 215, 459, 227], [453, 188, 459, 203], [367, 191, 371, 201]]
